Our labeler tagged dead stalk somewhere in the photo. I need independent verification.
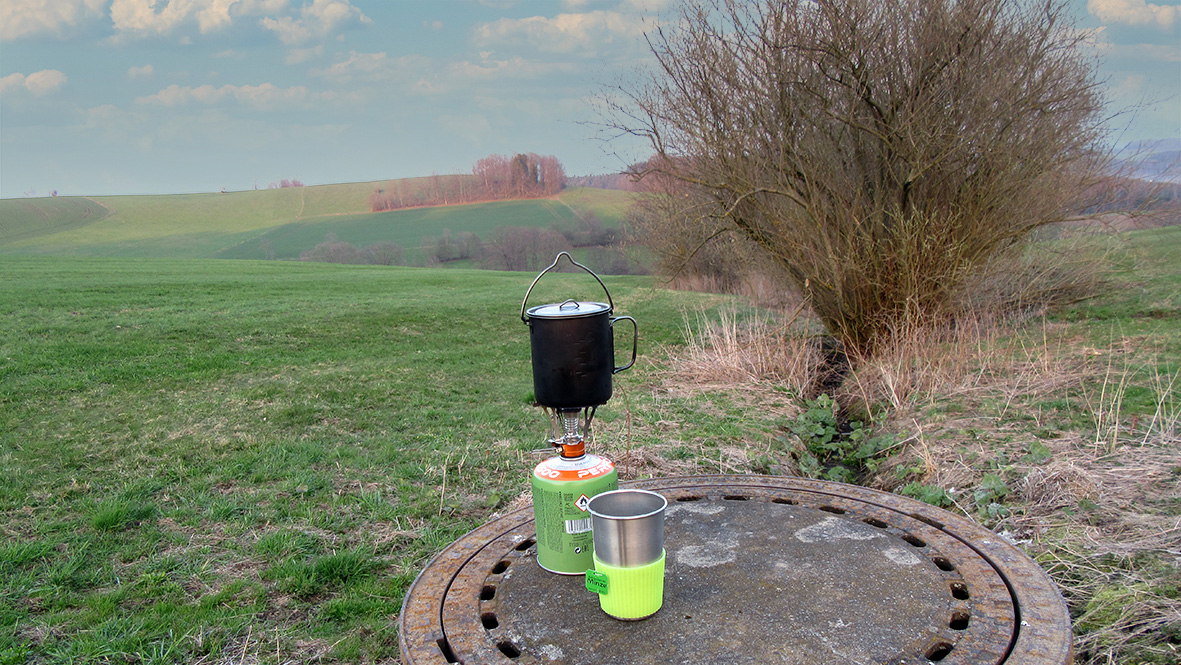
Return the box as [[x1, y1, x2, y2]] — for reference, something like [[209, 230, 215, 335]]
[[1141, 364, 1180, 445]]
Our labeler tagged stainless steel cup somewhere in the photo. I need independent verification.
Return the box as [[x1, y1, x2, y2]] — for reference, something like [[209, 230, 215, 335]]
[[588, 489, 667, 567]]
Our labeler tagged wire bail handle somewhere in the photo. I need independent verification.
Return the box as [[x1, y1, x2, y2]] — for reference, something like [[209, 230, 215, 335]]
[[520, 251, 615, 322]]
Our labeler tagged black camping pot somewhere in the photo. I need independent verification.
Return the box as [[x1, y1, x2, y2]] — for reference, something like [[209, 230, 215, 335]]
[[521, 252, 637, 409]]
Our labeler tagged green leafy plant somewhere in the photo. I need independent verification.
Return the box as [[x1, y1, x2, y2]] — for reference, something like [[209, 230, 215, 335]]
[[899, 483, 954, 508], [1023, 440, 1053, 464], [973, 473, 1014, 520], [974, 473, 1011, 506], [787, 394, 840, 449], [783, 395, 899, 482]]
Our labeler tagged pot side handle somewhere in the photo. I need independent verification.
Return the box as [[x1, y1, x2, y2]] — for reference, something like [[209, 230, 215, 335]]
[[521, 251, 615, 322], [611, 316, 637, 374]]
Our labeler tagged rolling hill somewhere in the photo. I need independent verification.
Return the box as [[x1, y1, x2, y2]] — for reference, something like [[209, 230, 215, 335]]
[[0, 180, 637, 265]]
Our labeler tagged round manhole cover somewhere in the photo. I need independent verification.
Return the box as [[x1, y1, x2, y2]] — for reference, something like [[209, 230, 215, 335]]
[[400, 475, 1072, 665]]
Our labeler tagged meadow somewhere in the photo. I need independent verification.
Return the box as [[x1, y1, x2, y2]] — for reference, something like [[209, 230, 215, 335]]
[[1, 194, 1177, 663], [0, 256, 731, 662], [214, 198, 610, 262], [0, 185, 634, 265]]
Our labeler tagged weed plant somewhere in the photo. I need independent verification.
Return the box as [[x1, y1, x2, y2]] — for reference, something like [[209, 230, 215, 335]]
[[657, 225, 1180, 664], [777, 394, 900, 484]]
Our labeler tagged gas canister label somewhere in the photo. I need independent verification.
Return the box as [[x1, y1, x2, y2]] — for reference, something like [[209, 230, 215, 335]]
[[578, 459, 614, 478], [565, 518, 592, 534], [531, 454, 619, 574], [535, 455, 615, 481]]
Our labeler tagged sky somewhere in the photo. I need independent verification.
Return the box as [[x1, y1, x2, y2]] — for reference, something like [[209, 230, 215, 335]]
[[0, 0, 1178, 198]]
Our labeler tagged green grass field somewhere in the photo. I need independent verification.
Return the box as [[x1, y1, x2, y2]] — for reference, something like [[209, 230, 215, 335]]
[[0, 198, 114, 245], [1, 219, 1176, 663], [0, 256, 728, 663], [217, 198, 593, 261], [0, 184, 634, 263]]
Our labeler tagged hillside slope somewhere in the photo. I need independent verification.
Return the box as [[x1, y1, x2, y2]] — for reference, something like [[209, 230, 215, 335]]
[[0, 182, 636, 263], [0, 197, 114, 244]]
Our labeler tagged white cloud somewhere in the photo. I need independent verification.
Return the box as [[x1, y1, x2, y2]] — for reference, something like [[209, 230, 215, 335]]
[[261, 0, 372, 45], [620, 0, 671, 11], [135, 82, 331, 110], [109, 0, 192, 36], [0, 73, 26, 95], [1113, 41, 1181, 62], [393, 54, 579, 98], [1088, 0, 1181, 31], [195, 0, 239, 33], [285, 45, 324, 65], [1114, 73, 1149, 99], [260, 15, 310, 44], [234, 0, 290, 15], [450, 56, 577, 81], [25, 70, 66, 96], [104, 0, 369, 42], [80, 103, 130, 129], [107, 0, 259, 37], [311, 50, 386, 80], [1075, 25, 1111, 53], [475, 10, 647, 55], [233, 82, 311, 108], [128, 64, 155, 78], [1087, 24, 1181, 60], [0, 69, 68, 96], [0, 0, 105, 40], [309, 51, 434, 87]]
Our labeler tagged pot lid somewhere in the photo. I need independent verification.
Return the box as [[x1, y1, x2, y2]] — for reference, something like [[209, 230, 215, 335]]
[[525, 299, 611, 320]]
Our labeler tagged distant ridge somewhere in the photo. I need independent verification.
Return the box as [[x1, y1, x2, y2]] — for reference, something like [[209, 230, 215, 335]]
[[0, 183, 641, 272], [1116, 138, 1181, 183]]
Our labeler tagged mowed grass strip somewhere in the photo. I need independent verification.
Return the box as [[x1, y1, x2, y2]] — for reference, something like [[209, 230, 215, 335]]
[[0, 256, 703, 663]]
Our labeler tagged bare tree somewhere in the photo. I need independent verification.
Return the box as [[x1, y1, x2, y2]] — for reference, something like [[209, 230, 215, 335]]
[[612, 0, 1108, 355], [484, 226, 572, 271], [538, 155, 567, 195], [366, 242, 406, 266]]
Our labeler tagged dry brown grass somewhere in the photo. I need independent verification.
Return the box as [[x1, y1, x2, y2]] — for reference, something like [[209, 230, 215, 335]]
[[657, 270, 801, 309], [670, 304, 819, 393], [847, 321, 1179, 663], [208, 632, 366, 665], [649, 291, 1179, 663], [1036, 538, 1181, 664]]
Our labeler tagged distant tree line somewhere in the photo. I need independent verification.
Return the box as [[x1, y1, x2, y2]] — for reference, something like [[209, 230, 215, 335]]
[[475, 153, 565, 198], [296, 214, 644, 274], [566, 173, 639, 191], [369, 153, 565, 212], [299, 235, 404, 265], [269, 179, 305, 189], [1078, 176, 1181, 218]]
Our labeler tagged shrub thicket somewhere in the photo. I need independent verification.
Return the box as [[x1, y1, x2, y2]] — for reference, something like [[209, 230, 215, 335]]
[[612, 0, 1109, 356]]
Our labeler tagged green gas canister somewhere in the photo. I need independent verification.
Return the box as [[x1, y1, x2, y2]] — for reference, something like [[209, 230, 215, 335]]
[[531, 438, 617, 575]]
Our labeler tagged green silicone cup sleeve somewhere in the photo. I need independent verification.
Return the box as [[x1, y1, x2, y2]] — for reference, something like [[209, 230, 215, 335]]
[[592, 550, 666, 620]]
